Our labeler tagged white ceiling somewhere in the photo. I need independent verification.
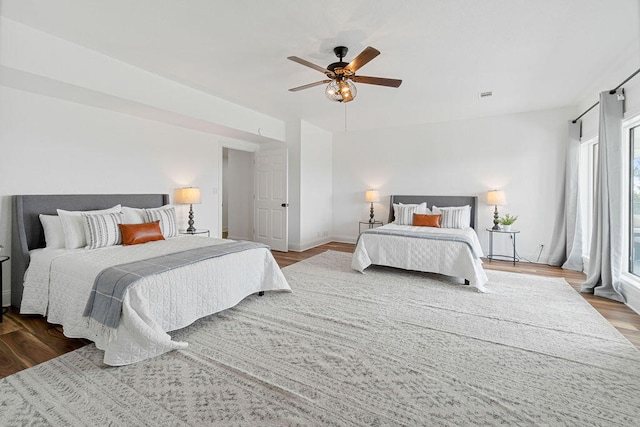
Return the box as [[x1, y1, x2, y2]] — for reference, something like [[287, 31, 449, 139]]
[[2, 0, 639, 133]]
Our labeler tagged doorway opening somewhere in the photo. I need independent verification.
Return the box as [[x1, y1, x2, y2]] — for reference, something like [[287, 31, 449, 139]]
[[221, 147, 255, 241]]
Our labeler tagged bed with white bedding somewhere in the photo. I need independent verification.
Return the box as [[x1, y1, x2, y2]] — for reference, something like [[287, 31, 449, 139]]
[[352, 195, 488, 291], [11, 194, 290, 365]]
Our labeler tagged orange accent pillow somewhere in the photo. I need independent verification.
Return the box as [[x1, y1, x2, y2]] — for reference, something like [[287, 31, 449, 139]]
[[119, 221, 165, 245], [413, 213, 441, 227]]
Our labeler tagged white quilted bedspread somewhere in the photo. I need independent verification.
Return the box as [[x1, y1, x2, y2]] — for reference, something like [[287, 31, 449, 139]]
[[351, 224, 488, 291], [21, 236, 291, 365]]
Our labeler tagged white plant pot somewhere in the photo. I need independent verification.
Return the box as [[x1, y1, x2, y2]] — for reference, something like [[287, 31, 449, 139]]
[[502, 224, 512, 231]]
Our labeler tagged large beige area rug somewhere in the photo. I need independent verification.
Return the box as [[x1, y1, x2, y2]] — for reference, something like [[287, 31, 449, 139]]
[[2, 251, 640, 426]]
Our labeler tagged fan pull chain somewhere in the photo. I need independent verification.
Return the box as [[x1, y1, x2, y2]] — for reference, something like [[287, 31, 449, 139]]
[[344, 103, 348, 132]]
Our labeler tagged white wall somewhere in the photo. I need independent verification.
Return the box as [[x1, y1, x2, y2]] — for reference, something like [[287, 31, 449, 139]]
[[226, 149, 254, 241], [298, 121, 333, 251], [270, 119, 333, 252], [283, 120, 302, 249], [0, 86, 227, 305], [222, 151, 229, 232], [332, 107, 576, 262]]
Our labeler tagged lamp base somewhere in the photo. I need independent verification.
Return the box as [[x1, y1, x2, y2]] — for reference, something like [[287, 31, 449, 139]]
[[187, 204, 196, 232], [369, 202, 375, 223], [492, 205, 500, 230]]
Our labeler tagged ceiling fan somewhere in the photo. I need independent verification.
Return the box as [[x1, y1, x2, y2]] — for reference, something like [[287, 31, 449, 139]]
[[287, 46, 402, 103]]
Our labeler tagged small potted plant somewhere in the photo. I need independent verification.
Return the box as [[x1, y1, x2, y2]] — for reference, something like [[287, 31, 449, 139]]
[[499, 214, 518, 231]]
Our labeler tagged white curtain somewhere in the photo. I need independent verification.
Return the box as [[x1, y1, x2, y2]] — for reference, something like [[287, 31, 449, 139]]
[[581, 90, 625, 302], [549, 121, 583, 271]]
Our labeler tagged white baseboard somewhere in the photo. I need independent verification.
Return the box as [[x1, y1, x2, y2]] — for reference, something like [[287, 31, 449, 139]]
[[621, 276, 640, 315], [521, 252, 549, 265], [331, 235, 357, 245], [289, 235, 357, 252], [289, 236, 332, 252]]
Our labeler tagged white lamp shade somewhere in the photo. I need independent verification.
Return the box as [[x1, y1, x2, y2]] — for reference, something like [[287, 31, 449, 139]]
[[365, 190, 380, 203], [176, 187, 201, 204], [487, 190, 506, 206]]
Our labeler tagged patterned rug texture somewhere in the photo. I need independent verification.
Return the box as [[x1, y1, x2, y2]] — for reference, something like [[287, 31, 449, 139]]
[[1, 250, 640, 426]]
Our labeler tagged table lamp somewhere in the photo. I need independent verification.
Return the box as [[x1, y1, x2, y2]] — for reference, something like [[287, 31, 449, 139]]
[[176, 187, 201, 232], [487, 190, 506, 230], [365, 190, 380, 223]]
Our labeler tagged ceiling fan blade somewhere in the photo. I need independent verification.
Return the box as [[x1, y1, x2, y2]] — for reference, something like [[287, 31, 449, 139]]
[[288, 80, 332, 92], [287, 56, 334, 77], [352, 75, 402, 88], [345, 46, 380, 73]]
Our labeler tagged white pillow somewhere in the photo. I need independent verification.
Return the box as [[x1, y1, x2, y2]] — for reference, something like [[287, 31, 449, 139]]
[[82, 212, 123, 249], [432, 205, 471, 229], [393, 202, 429, 225], [57, 205, 122, 249], [39, 214, 66, 249], [144, 206, 178, 238], [122, 206, 148, 224]]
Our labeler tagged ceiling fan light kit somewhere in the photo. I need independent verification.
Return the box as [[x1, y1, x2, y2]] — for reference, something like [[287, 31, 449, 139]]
[[288, 45, 402, 103], [326, 78, 357, 102]]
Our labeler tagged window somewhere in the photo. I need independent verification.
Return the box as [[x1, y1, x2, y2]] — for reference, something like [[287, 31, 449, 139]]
[[629, 126, 640, 276], [580, 137, 598, 259]]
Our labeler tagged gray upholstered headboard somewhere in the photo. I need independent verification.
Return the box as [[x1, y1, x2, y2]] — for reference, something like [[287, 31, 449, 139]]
[[388, 195, 478, 230], [11, 194, 169, 309]]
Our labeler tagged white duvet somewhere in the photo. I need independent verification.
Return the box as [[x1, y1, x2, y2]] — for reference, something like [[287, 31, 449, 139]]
[[351, 224, 488, 291], [21, 236, 291, 365]]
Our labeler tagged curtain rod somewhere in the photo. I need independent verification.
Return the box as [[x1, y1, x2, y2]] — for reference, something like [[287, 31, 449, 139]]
[[572, 67, 640, 123]]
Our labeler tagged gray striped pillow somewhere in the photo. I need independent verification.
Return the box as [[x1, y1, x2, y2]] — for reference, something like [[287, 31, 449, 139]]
[[145, 206, 178, 238], [82, 212, 123, 249], [393, 203, 429, 225], [432, 205, 471, 229]]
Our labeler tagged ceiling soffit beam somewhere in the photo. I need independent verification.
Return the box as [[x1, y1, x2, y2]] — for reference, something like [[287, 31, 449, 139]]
[[0, 17, 285, 143]]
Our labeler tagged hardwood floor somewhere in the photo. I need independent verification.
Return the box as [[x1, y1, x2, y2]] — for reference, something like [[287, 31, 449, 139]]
[[1, 241, 639, 379]]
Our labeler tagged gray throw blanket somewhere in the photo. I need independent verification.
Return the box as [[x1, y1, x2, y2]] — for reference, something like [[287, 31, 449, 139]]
[[83, 240, 269, 330], [359, 228, 480, 259]]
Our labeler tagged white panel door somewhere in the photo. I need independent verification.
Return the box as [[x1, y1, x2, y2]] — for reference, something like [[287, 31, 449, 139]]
[[254, 148, 288, 251]]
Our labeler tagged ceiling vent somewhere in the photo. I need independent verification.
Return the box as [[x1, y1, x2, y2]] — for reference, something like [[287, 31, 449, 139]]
[[479, 91, 493, 98]]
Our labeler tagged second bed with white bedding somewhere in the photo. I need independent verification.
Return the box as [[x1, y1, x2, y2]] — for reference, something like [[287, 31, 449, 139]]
[[351, 195, 489, 291], [352, 223, 488, 291]]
